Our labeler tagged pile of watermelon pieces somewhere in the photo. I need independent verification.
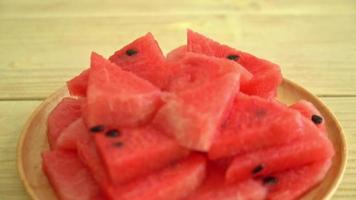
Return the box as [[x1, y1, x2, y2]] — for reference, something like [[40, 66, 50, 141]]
[[43, 30, 334, 200]]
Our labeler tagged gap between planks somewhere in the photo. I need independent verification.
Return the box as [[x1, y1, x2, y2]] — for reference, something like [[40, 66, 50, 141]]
[[1, 12, 356, 20]]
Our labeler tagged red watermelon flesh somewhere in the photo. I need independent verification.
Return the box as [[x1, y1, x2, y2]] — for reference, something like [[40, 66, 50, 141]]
[[47, 97, 81, 148], [207, 157, 234, 173], [67, 69, 89, 97], [154, 72, 240, 151], [187, 29, 282, 98], [225, 125, 334, 183], [56, 118, 87, 150], [109, 33, 169, 89], [53, 116, 111, 188], [166, 45, 187, 61], [94, 125, 189, 184], [186, 162, 267, 200], [167, 52, 252, 93], [290, 100, 326, 132], [77, 133, 111, 189], [42, 150, 102, 200], [209, 93, 306, 159], [266, 159, 332, 200], [106, 154, 207, 200], [84, 52, 162, 129], [186, 179, 267, 200], [67, 33, 168, 97]]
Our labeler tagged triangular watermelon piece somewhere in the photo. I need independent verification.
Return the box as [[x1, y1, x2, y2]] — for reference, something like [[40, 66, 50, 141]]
[[266, 159, 332, 200], [67, 69, 89, 97], [47, 97, 81, 148], [77, 132, 111, 189], [42, 150, 103, 200], [166, 52, 252, 93], [94, 125, 189, 184], [84, 52, 162, 129], [209, 93, 307, 159], [67, 33, 168, 97], [186, 163, 267, 200], [290, 100, 326, 132], [55, 118, 87, 150], [106, 154, 207, 200], [187, 30, 282, 98], [154, 72, 240, 151], [109, 33, 169, 89], [225, 127, 334, 183], [52, 117, 111, 188]]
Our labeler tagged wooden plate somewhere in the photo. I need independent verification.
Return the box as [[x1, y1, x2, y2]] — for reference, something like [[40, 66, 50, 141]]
[[17, 79, 347, 200]]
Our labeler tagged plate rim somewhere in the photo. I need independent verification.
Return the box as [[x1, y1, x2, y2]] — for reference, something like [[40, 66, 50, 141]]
[[17, 85, 67, 200], [279, 80, 348, 200], [16, 79, 348, 200]]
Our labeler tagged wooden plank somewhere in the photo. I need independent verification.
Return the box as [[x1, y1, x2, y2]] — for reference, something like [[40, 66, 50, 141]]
[[1, 14, 355, 99], [0, 0, 234, 18], [0, 0, 355, 18], [0, 101, 40, 200], [0, 97, 355, 199], [228, 13, 356, 96], [0, 14, 238, 99], [229, 0, 356, 14], [321, 97, 356, 198]]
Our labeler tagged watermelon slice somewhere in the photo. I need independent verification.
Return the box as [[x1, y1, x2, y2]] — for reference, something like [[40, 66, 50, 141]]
[[106, 154, 207, 200], [109, 32, 169, 89], [56, 118, 87, 150], [166, 52, 252, 93], [187, 30, 282, 98], [154, 72, 240, 151], [84, 52, 162, 129], [94, 125, 189, 184], [42, 150, 102, 200], [186, 162, 267, 200], [266, 159, 332, 200], [77, 133, 111, 189], [67, 69, 89, 97], [53, 117, 111, 188], [225, 126, 334, 182], [47, 97, 81, 148], [67, 33, 168, 97], [290, 100, 326, 131], [209, 93, 306, 159]]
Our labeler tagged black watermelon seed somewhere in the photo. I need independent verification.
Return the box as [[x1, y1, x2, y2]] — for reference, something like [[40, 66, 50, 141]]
[[113, 142, 124, 148], [311, 114, 323, 125], [255, 109, 267, 117], [226, 54, 240, 61], [106, 129, 120, 138], [252, 164, 264, 175], [262, 176, 278, 185], [90, 125, 105, 133], [220, 121, 228, 129], [126, 49, 138, 56]]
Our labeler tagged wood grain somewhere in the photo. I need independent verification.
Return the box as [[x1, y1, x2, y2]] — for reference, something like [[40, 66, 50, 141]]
[[0, 0, 355, 18], [0, 15, 235, 99], [0, 101, 39, 200], [1, 0, 355, 199], [1, 14, 356, 99], [322, 97, 356, 199]]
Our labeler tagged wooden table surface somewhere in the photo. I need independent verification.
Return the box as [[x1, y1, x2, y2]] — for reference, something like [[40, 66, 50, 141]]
[[1, 0, 355, 199]]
